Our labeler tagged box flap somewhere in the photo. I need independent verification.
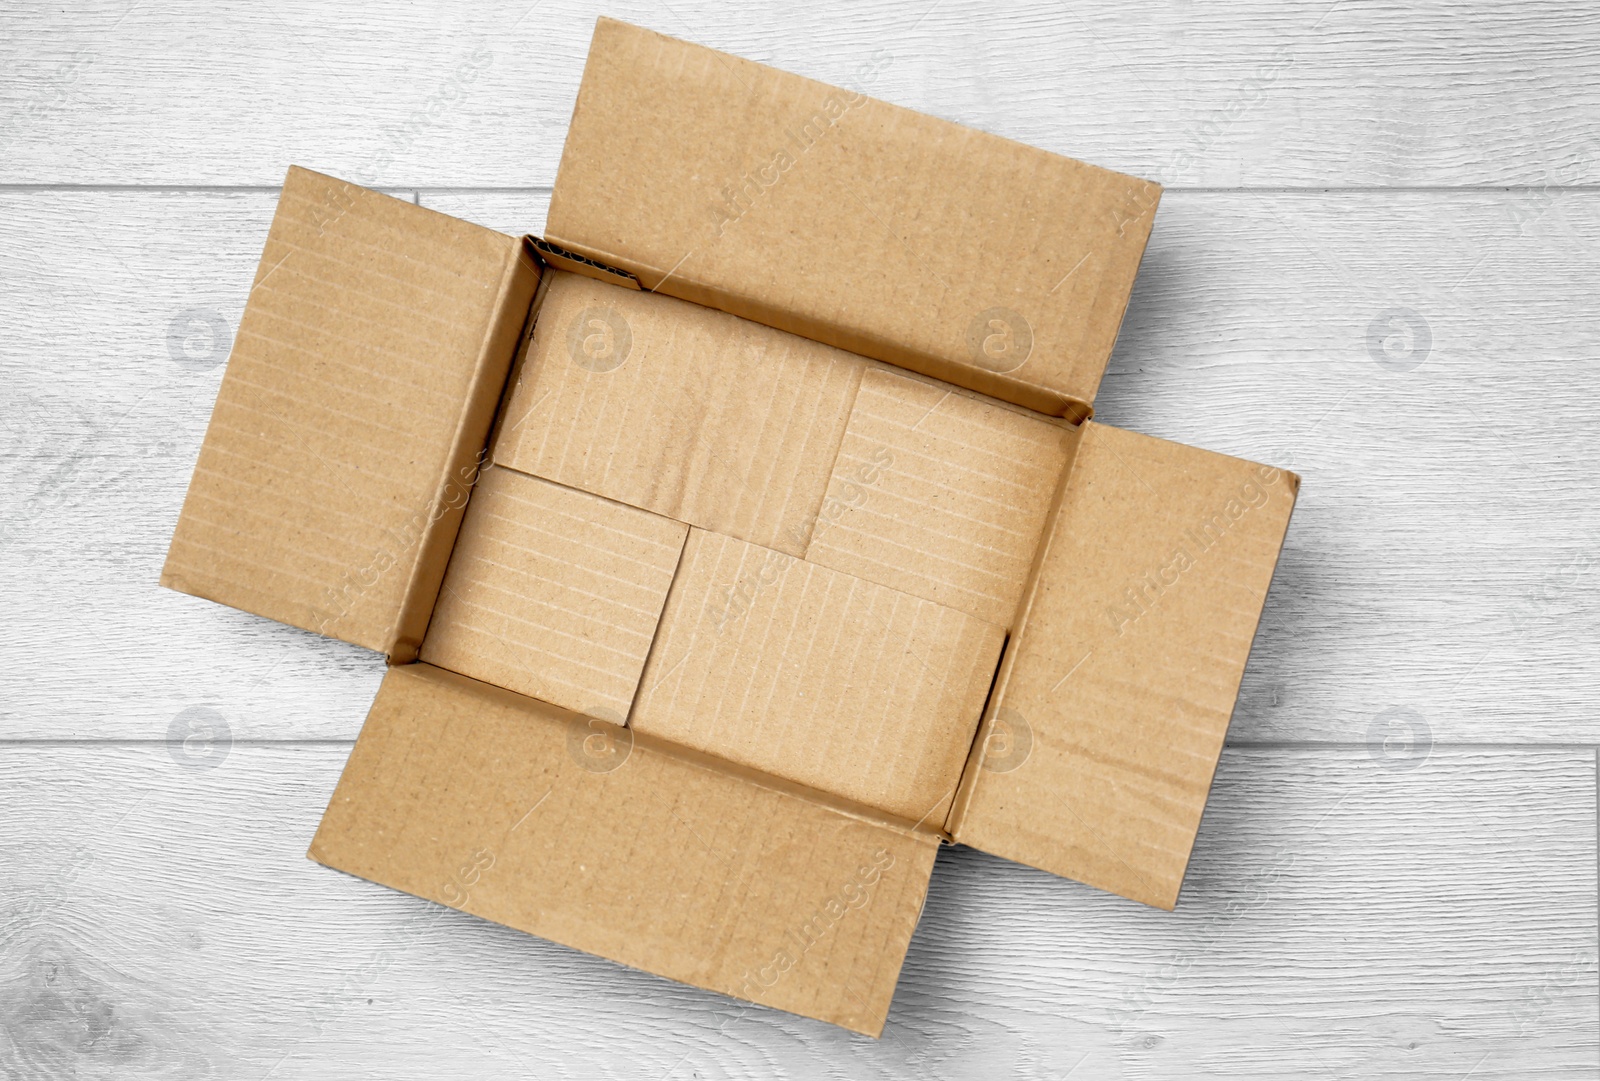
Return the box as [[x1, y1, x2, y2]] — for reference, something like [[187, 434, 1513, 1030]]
[[311, 663, 940, 1036], [946, 423, 1298, 909], [161, 166, 539, 659], [546, 18, 1160, 421]]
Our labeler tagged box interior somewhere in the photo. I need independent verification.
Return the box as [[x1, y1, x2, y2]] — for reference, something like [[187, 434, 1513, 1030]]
[[162, 14, 1301, 1028], [416, 268, 1079, 828]]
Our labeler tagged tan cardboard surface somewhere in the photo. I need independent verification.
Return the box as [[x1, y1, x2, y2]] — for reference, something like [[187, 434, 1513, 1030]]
[[310, 663, 940, 1036], [161, 165, 538, 657], [805, 367, 1073, 627], [948, 422, 1298, 909], [631, 529, 1005, 822], [546, 18, 1161, 418], [419, 466, 688, 718], [494, 272, 862, 556]]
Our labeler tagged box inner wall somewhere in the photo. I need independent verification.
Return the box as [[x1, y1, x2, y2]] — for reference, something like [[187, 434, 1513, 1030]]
[[420, 269, 1075, 820]]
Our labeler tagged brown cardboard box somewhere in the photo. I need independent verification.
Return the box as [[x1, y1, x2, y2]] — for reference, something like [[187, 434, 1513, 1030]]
[[162, 19, 1298, 1036]]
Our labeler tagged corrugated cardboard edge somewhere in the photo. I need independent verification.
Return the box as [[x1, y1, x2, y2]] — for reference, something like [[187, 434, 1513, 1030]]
[[387, 236, 541, 662], [529, 236, 642, 291]]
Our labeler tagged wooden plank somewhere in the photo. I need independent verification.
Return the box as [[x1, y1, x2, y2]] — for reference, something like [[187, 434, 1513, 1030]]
[[0, 745, 1592, 1077], [7, 188, 1597, 742], [0, 190, 391, 743], [3, 1, 1600, 188]]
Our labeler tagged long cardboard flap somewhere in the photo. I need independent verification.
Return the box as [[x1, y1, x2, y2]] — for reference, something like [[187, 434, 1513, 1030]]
[[947, 423, 1298, 909], [310, 663, 940, 1036], [161, 167, 539, 658], [546, 18, 1160, 420]]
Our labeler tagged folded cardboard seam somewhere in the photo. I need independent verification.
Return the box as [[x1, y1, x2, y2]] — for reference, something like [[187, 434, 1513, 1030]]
[[311, 662, 940, 1036], [947, 422, 1298, 910], [494, 272, 865, 558], [160, 172, 539, 657], [391, 236, 542, 663], [420, 465, 689, 718], [546, 19, 1163, 423], [630, 526, 1006, 823]]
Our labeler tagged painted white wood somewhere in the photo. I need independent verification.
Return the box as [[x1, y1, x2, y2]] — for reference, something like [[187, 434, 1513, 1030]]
[[6, 188, 1597, 743], [3, 6, 1597, 1076], [1, 746, 1592, 1079], [3, 1, 1600, 188], [0, 190, 394, 746]]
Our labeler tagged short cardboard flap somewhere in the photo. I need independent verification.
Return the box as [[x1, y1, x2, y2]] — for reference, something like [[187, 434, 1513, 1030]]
[[161, 167, 539, 658], [947, 423, 1298, 909], [546, 18, 1160, 420], [310, 663, 940, 1036]]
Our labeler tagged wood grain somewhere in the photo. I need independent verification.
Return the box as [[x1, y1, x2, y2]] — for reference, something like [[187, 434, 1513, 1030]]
[[0, 745, 1592, 1079], [3, 9, 1597, 1075], [3, 1, 1600, 188], [6, 188, 1597, 742]]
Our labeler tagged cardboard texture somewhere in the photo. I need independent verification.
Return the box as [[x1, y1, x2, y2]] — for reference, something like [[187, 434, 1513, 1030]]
[[631, 528, 1005, 822], [311, 663, 939, 1037], [947, 423, 1299, 909], [494, 273, 860, 557], [160, 17, 1301, 1036], [804, 367, 1074, 625], [547, 18, 1162, 421], [161, 166, 539, 658], [418, 465, 688, 717]]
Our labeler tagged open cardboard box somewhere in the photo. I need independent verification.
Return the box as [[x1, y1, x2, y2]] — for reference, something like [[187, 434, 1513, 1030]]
[[161, 19, 1299, 1035]]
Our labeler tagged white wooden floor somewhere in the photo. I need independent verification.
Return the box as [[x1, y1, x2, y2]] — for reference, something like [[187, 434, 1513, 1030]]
[[3, 3, 1597, 1078]]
